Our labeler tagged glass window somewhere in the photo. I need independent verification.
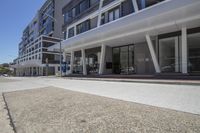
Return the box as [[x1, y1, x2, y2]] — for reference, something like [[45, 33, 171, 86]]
[[108, 7, 120, 22], [75, 5, 80, 15], [109, 11, 114, 22], [120, 46, 129, 74], [64, 31, 67, 40], [80, 0, 89, 13], [74, 51, 82, 74], [113, 48, 120, 74], [137, 0, 165, 10], [101, 13, 105, 25], [68, 27, 75, 38], [114, 8, 120, 19], [72, 8, 76, 18], [90, 17, 98, 29], [90, 0, 99, 5], [159, 37, 180, 73], [76, 20, 90, 34], [121, 0, 134, 17], [112, 45, 135, 74], [188, 33, 200, 73], [103, 0, 115, 7]]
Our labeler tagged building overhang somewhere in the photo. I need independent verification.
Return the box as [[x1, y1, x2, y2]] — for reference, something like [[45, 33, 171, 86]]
[[48, 0, 200, 52]]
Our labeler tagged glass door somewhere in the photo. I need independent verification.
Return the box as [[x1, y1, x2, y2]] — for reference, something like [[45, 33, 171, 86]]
[[159, 37, 180, 73], [120, 46, 129, 74], [86, 54, 99, 74], [112, 45, 135, 74], [113, 47, 120, 74]]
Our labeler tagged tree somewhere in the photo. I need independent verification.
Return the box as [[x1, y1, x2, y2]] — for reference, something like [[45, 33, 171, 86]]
[[0, 67, 12, 75]]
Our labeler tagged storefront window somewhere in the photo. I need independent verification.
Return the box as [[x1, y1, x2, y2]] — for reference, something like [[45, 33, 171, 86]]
[[112, 45, 135, 74], [188, 33, 200, 73], [159, 37, 180, 73], [73, 51, 83, 74], [85, 47, 101, 74]]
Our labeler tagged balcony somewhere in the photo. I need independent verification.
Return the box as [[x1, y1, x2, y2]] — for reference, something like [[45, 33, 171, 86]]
[[49, 0, 200, 52]]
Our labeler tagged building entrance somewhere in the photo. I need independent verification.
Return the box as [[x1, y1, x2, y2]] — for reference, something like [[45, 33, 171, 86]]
[[112, 45, 135, 74]]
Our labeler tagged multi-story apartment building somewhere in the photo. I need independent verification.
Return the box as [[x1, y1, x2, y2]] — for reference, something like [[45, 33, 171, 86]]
[[48, 0, 200, 76], [14, 0, 70, 76]]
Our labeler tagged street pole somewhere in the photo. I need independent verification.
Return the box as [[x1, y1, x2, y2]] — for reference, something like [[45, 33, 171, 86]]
[[46, 58, 49, 76], [60, 41, 62, 77]]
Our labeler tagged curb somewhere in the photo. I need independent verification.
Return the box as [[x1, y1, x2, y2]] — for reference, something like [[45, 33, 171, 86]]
[[2, 93, 17, 133], [64, 77, 200, 86]]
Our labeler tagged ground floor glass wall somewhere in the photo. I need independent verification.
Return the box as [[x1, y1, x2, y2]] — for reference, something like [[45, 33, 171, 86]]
[[113, 45, 135, 74], [85, 47, 101, 75], [159, 37, 180, 73], [73, 51, 83, 74], [188, 32, 200, 73]]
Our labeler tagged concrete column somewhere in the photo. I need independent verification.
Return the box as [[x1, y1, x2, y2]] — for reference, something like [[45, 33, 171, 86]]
[[70, 51, 74, 74], [31, 67, 34, 76], [41, 67, 44, 76], [81, 49, 87, 75], [132, 0, 139, 12], [181, 27, 188, 74], [99, 44, 106, 75], [63, 52, 67, 76], [175, 37, 179, 72], [74, 26, 77, 36], [97, 0, 104, 27], [146, 34, 161, 73]]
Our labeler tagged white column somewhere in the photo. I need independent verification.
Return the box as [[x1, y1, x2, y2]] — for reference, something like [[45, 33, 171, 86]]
[[132, 0, 139, 12], [41, 67, 44, 76], [63, 52, 66, 62], [62, 52, 66, 76], [70, 51, 74, 74], [81, 49, 87, 75], [99, 44, 106, 75], [146, 34, 161, 73], [74, 26, 77, 36], [181, 27, 188, 74], [175, 37, 179, 72], [97, 0, 104, 27]]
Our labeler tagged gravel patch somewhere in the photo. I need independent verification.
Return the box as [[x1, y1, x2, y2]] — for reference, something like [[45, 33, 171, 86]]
[[4, 87, 200, 133]]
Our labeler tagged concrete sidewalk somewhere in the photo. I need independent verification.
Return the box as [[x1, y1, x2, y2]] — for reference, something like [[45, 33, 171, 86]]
[[1, 77, 200, 115]]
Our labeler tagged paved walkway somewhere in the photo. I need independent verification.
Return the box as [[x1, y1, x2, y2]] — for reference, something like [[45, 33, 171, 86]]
[[1, 77, 200, 115]]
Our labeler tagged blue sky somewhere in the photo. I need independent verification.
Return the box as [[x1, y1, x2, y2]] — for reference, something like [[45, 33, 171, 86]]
[[0, 0, 45, 64]]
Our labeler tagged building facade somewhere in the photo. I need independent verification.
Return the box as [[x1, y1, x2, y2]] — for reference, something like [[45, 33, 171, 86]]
[[14, 0, 70, 76], [48, 0, 200, 76]]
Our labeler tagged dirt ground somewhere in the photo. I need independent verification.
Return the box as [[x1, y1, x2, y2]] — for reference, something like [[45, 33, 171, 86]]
[[4, 87, 200, 133]]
